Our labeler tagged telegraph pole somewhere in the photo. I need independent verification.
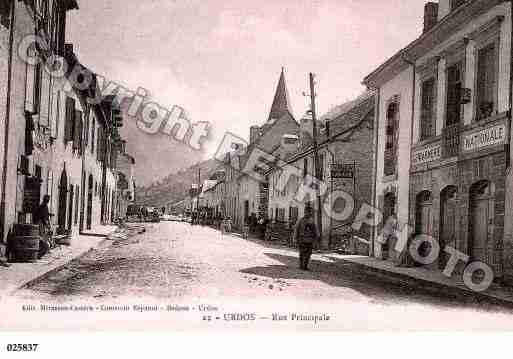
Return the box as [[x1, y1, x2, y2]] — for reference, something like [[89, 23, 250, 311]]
[[309, 73, 323, 242], [196, 167, 201, 212]]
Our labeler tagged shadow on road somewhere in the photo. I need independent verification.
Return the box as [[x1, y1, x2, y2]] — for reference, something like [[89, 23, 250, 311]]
[[240, 252, 513, 313]]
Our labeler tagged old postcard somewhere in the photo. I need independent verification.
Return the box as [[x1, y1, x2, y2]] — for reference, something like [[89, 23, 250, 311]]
[[2, 0, 513, 338]]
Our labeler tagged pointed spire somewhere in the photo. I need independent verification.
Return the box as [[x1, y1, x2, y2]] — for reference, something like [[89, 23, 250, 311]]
[[267, 67, 293, 122]]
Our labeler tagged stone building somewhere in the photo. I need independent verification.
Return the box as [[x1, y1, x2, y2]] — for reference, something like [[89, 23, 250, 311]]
[[0, 1, 132, 263], [266, 92, 375, 250], [230, 68, 300, 228], [364, 0, 513, 284], [115, 140, 136, 220], [0, 0, 79, 252]]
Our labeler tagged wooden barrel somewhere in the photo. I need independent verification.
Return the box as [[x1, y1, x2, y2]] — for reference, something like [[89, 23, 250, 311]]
[[13, 224, 40, 237], [13, 235, 40, 262]]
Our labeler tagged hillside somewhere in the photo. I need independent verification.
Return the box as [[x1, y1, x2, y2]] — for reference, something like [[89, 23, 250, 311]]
[[136, 158, 219, 207]]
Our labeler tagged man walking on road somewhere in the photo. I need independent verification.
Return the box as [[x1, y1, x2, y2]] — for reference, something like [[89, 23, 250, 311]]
[[293, 206, 320, 271], [33, 195, 53, 258]]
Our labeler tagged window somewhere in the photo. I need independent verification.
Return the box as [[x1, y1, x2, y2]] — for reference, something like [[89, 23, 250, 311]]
[[303, 158, 308, 178], [73, 110, 83, 153], [476, 43, 497, 120], [34, 63, 42, 114], [420, 78, 436, 140], [64, 96, 75, 142], [0, 0, 10, 28], [451, 0, 465, 11], [384, 102, 398, 176], [446, 62, 463, 126], [91, 118, 95, 154]]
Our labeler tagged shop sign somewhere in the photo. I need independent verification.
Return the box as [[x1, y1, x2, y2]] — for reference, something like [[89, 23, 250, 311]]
[[412, 144, 441, 165], [331, 163, 355, 179], [462, 124, 507, 152]]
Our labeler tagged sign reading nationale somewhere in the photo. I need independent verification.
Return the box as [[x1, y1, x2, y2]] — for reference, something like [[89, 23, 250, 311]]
[[463, 124, 507, 152], [413, 144, 441, 165]]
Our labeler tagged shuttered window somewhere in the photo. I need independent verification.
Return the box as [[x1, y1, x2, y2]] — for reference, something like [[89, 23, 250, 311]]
[[34, 62, 42, 115], [446, 62, 463, 126], [97, 127, 103, 161], [420, 78, 435, 139], [73, 110, 83, 152], [476, 43, 497, 120], [39, 70, 50, 127], [25, 63, 36, 113], [84, 113, 89, 146], [64, 96, 75, 143], [0, 0, 11, 28], [451, 0, 465, 11]]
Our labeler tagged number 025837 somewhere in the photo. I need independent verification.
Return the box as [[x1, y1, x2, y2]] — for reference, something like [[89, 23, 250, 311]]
[[6, 344, 39, 352]]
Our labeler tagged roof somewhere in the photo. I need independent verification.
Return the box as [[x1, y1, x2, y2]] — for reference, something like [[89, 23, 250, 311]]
[[267, 67, 294, 122], [363, 0, 501, 88], [265, 93, 375, 173]]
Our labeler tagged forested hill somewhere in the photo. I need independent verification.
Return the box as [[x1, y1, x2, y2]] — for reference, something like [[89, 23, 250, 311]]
[[136, 158, 219, 207]]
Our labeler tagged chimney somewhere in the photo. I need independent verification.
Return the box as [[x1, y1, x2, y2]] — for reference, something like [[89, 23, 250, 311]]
[[250, 125, 260, 144], [423, 2, 439, 33]]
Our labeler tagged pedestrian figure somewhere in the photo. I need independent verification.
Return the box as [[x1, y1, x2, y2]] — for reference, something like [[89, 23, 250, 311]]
[[381, 213, 398, 260], [33, 195, 53, 258], [293, 206, 320, 271]]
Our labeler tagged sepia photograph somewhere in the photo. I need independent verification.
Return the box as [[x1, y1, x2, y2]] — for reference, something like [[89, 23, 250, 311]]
[[2, 0, 513, 345]]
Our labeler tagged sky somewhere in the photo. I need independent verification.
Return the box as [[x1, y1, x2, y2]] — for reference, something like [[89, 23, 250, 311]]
[[67, 0, 428, 186]]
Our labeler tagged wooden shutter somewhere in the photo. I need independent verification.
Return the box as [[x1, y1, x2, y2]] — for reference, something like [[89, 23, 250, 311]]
[[39, 69, 50, 127], [91, 118, 95, 154], [25, 63, 36, 113], [64, 96, 75, 142], [477, 44, 496, 119], [73, 110, 82, 151], [97, 126, 102, 161], [421, 78, 435, 139], [34, 62, 42, 114], [84, 112, 89, 146]]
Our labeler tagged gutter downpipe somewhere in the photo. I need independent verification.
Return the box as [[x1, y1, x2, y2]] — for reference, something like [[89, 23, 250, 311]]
[[506, 0, 513, 173], [403, 54, 416, 250], [370, 88, 380, 257], [1, 0, 16, 242]]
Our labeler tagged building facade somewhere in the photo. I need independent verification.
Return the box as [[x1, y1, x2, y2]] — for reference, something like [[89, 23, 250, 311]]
[[267, 93, 375, 250], [364, 0, 513, 284]]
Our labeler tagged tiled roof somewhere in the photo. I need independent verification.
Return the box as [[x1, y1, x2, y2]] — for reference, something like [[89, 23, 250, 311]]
[[267, 68, 294, 122]]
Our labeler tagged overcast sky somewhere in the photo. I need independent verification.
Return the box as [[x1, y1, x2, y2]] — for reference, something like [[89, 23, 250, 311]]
[[67, 0, 427, 185]]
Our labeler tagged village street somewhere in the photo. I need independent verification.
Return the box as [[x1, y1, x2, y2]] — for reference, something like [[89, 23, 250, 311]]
[[3, 221, 513, 330]]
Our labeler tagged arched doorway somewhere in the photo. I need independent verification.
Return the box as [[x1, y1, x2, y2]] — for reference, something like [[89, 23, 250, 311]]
[[57, 169, 68, 231], [87, 174, 93, 230], [469, 180, 494, 264], [440, 186, 458, 269], [415, 191, 433, 235]]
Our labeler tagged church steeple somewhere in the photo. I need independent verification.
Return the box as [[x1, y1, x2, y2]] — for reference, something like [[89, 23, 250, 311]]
[[267, 67, 293, 122]]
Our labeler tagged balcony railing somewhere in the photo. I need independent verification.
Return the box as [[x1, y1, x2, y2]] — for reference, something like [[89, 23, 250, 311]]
[[442, 123, 460, 158]]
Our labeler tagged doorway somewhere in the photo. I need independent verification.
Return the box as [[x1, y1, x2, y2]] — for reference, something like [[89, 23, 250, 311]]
[[469, 180, 494, 264], [87, 175, 93, 230], [440, 186, 457, 269], [57, 169, 68, 231]]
